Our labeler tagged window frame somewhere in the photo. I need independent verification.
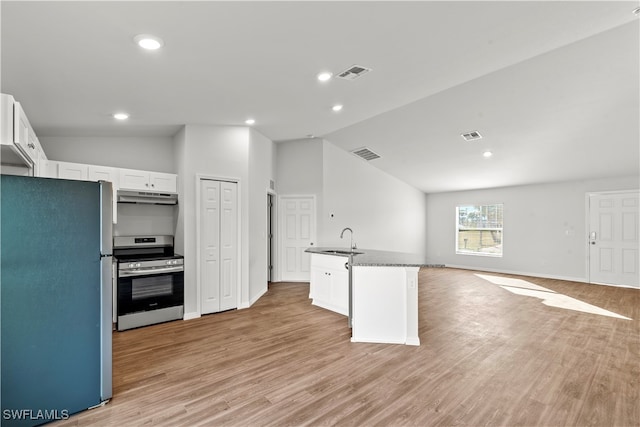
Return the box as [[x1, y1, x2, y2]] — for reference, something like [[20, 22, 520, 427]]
[[455, 203, 504, 257]]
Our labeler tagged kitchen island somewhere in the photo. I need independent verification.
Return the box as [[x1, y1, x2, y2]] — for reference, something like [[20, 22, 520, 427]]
[[306, 247, 434, 346]]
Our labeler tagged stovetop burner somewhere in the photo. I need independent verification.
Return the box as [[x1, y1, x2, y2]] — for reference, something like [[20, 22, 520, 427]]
[[113, 235, 180, 264], [115, 254, 183, 263]]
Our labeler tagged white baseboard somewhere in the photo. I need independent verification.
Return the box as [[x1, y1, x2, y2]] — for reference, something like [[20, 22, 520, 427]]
[[443, 264, 587, 284], [590, 281, 640, 290], [183, 311, 201, 321], [247, 286, 268, 307]]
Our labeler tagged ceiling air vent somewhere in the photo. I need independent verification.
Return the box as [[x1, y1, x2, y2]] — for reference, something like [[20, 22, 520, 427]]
[[336, 65, 372, 81], [351, 147, 381, 161], [461, 131, 483, 141]]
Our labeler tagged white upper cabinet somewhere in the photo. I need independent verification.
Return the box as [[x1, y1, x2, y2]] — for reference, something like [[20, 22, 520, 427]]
[[0, 94, 13, 146], [34, 145, 51, 178], [1, 94, 38, 171], [14, 102, 33, 158], [149, 172, 177, 193], [57, 161, 89, 181], [88, 165, 118, 185], [119, 168, 177, 193]]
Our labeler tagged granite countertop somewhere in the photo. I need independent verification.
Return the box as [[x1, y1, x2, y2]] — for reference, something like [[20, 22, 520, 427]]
[[305, 247, 444, 268]]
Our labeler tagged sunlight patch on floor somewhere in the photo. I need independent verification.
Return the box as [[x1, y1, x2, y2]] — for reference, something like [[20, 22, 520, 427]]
[[475, 274, 632, 320]]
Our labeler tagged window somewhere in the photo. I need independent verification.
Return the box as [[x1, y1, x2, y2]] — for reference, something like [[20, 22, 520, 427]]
[[456, 204, 503, 257]]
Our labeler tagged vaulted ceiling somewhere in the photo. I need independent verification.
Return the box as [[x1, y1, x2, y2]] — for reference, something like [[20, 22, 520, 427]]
[[2, 1, 638, 192]]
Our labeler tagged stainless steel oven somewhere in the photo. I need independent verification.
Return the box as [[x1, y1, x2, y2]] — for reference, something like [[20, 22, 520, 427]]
[[114, 236, 184, 331]]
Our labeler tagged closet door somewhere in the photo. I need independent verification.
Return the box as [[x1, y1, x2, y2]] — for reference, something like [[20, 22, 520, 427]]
[[200, 179, 238, 315], [201, 180, 221, 314], [219, 181, 238, 311]]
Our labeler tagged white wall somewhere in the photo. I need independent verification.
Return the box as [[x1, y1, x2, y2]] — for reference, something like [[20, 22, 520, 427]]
[[114, 204, 177, 237], [275, 138, 323, 195], [174, 124, 274, 317], [248, 128, 276, 304], [275, 138, 324, 256], [276, 139, 428, 256], [40, 136, 176, 173], [174, 125, 250, 317], [321, 140, 427, 255], [425, 175, 640, 281]]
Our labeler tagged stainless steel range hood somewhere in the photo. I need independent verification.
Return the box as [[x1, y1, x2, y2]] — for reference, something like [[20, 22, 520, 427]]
[[117, 190, 178, 205]]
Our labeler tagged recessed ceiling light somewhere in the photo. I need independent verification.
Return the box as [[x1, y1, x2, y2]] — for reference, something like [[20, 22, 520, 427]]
[[134, 34, 164, 50], [332, 104, 343, 112], [113, 113, 129, 120], [317, 72, 333, 82], [245, 119, 255, 125], [483, 151, 493, 158]]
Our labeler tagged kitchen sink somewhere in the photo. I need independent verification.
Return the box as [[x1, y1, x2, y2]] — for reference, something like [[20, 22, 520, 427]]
[[320, 249, 363, 255]]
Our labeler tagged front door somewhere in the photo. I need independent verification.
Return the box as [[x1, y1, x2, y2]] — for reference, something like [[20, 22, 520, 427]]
[[280, 195, 316, 282], [588, 191, 639, 288]]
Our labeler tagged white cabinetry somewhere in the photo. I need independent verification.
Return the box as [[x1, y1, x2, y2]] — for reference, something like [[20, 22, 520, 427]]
[[1, 94, 47, 174], [88, 165, 118, 184], [49, 161, 121, 223], [13, 102, 33, 160], [119, 168, 177, 193], [57, 161, 89, 180], [351, 266, 420, 346], [34, 145, 52, 178], [310, 254, 349, 316]]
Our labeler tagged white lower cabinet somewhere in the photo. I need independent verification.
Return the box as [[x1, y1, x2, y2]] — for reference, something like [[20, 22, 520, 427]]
[[310, 254, 349, 316]]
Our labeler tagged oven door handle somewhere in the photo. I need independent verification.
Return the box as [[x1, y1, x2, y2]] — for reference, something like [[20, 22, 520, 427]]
[[119, 266, 184, 277]]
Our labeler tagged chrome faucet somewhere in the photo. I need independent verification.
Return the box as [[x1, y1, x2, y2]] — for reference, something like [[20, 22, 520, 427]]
[[340, 227, 356, 250]]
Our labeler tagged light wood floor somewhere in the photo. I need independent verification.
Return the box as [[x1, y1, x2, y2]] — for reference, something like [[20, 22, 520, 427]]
[[57, 268, 639, 426]]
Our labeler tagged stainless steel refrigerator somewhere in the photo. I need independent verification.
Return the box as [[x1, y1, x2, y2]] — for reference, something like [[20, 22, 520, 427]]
[[1, 175, 112, 426]]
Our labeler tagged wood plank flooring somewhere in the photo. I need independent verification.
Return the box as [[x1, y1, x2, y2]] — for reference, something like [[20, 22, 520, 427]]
[[55, 268, 639, 426]]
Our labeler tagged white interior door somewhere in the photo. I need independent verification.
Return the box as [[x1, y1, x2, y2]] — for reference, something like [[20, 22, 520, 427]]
[[219, 181, 238, 311], [280, 195, 316, 282], [200, 179, 238, 314], [201, 179, 221, 314], [589, 191, 639, 288]]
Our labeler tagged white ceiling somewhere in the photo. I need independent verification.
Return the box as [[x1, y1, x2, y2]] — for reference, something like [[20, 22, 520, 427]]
[[1, 1, 638, 193]]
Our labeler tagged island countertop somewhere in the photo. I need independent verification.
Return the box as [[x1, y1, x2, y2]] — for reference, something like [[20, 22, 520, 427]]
[[305, 247, 442, 268]]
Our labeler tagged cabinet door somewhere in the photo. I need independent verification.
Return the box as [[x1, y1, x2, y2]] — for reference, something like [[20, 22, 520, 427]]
[[13, 102, 30, 153], [89, 166, 119, 223], [310, 266, 331, 302], [37, 149, 54, 178], [26, 126, 39, 160], [58, 162, 89, 180], [33, 146, 43, 177], [89, 166, 117, 184], [119, 169, 150, 191], [1, 94, 14, 146], [149, 172, 177, 193], [329, 267, 349, 314]]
